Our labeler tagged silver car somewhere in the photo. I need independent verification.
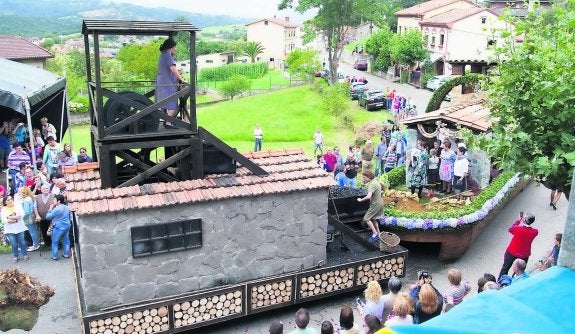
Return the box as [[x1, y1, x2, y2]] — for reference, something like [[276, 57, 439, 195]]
[[426, 75, 451, 91]]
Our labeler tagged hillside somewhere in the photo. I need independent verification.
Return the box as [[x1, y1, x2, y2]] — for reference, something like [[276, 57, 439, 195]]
[[0, 0, 250, 37]]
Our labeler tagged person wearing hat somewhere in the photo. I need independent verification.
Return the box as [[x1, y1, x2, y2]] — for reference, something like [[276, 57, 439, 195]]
[[155, 38, 187, 129], [498, 212, 539, 279]]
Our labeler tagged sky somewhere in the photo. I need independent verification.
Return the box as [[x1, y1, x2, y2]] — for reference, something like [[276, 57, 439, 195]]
[[107, 0, 306, 22]]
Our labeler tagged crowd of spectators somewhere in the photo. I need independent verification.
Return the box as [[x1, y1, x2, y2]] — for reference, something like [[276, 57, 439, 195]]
[[316, 123, 471, 200], [0, 116, 90, 262]]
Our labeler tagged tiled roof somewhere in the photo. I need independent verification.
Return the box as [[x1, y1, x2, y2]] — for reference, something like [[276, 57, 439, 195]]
[[420, 7, 488, 27], [395, 0, 471, 17], [64, 149, 334, 216], [246, 17, 298, 28], [0, 36, 53, 60], [402, 99, 493, 132]]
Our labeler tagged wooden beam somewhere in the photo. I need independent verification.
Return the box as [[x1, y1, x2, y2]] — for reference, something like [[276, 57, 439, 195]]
[[115, 150, 178, 183], [199, 127, 268, 176], [118, 147, 191, 187], [328, 214, 379, 251], [107, 138, 192, 151], [103, 88, 189, 136]]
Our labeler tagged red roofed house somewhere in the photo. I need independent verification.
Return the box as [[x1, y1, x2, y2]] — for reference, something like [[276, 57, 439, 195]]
[[246, 17, 299, 69], [0, 36, 53, 69], [396, 0, 509, 75]]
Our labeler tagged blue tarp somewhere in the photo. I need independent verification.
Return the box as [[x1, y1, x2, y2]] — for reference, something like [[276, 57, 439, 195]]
[[390, 266, 575, 334]]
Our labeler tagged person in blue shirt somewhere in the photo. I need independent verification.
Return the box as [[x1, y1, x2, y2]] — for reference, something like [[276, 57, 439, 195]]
[[511, 259, 529, 283], [46, 194, 71, 260]]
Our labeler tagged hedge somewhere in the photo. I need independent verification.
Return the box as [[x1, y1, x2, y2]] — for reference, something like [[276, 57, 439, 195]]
[[198, 62, 268, 81]]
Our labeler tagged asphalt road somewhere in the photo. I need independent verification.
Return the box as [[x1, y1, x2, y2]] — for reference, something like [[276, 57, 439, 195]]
[[337, 62, 434, 116]]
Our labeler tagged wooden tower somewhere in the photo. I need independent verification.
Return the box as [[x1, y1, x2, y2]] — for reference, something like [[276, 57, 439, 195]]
[[82, 20, 266, 188]]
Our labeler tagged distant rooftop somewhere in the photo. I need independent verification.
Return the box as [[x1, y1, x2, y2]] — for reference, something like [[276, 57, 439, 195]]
[[0, 36, 53, 61], [246, 17, 298, 28], [395, 0, 474, 17], [420, 7, 491, 27]]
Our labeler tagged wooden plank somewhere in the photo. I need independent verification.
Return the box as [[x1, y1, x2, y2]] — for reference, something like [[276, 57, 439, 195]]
[[115, 150, 178, 183], [107, 138, 192, 151], [328, 214, 378, 251], [118, 148, 191, 187]]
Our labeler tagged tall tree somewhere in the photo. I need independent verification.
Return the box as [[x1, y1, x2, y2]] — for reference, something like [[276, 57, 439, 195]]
[[279, 0, 386, 84], [243, 41, 265, 63], [391, 29, 427, 66], [365, 27, 395, 72], [484, 1, 575, 198]]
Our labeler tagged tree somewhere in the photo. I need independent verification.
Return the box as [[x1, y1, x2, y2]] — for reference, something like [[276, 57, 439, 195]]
[[243, 41, 265, 63], [484, 2, 575, 198], [218, 75, 251, 100], [196, 40, 228, 56], [285, 49, 321, 82], [279, 0, 387, 85], [116, 39, 162, 81], [390, 29, 427, 66], [365, 27, 396, 72]]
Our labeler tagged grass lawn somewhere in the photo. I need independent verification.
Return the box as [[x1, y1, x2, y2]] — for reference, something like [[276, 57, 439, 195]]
[[62, 85, 393, 157], [344, 36, 371, 52]]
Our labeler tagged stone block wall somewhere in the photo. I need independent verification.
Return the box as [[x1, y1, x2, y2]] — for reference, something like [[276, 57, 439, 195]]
[[77, 189, 328, 312]]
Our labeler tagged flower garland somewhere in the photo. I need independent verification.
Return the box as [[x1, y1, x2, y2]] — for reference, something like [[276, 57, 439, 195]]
[[417, 124, 461, 139], [379, 173, 521, 230]]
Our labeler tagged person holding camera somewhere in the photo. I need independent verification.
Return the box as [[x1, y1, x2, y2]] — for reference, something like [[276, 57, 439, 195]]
[[498, 212, 539, 279], [409, 271, 443, 317]]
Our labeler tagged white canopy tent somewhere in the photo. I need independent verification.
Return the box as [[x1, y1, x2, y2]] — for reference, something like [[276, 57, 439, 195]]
[[0, 58, 69, 167]]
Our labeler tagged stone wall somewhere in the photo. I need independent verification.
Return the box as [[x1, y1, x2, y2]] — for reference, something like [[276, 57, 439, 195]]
[[77, 189, 328, 312]]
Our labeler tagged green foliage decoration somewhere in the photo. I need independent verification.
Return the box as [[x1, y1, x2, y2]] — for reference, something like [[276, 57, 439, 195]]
[[384, 171, 516, 220], [425, 74, 482, 113], [199, 62, 268, 82]]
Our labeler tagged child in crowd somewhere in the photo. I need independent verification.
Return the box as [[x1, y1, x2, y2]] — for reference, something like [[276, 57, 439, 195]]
[[443, 269, 471, 310], [427, 149, 440, 192], [32, 128, 45, 156], [538, 233, 562, 270], [317, 154, 327, 171]]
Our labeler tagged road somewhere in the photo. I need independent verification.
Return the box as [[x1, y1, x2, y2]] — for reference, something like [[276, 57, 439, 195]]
[[337, 61, 434, 116]]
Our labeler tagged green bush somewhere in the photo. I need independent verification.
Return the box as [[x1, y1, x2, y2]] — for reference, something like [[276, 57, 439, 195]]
[[386, 166, 406, 188], [399, 70, 409, 84], [199, 62, 268, 81], [218, 74, 251, 100], [384, 171, 516, 219], [320, 83, 349, 117], [68, 95, 90, 113]]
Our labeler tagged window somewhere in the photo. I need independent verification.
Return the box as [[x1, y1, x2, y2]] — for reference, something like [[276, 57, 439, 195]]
[[481, 16, 487, 24], [270, 57, 275, 62], [431, 36, 436, 46], [131, 219, 202, 258], [264, 20, 268, 25], [205, 59, 213, 63], [439, 34, 445, 46]]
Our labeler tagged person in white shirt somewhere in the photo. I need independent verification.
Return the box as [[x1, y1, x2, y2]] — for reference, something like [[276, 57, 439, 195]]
[[253, 124, 263, 152], [313, 129, 324, 156], [452, 146, 470, 200]]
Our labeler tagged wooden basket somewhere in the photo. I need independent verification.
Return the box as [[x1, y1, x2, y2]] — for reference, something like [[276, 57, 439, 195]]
[[379, 232, 400, 252]]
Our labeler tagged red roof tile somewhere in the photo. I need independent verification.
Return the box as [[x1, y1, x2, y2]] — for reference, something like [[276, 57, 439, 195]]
[[0, 36, 53, 60], [64, 149, 333, 215]]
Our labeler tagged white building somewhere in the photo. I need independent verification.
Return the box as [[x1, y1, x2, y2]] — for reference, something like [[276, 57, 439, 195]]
[[246, 17, 299, 69]]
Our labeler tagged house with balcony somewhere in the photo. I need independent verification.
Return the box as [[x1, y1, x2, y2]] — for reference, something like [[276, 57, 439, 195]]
[[395, 0, 478, 35], [420, 6, 507, 75], [395, 0, 509, 75], [246, 17, 299, 69], [0, 36, 53, 69]]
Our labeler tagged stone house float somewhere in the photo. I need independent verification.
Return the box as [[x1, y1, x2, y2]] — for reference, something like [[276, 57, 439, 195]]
[[245, 17, 299, 69], [64, 149, 334, 312], [0, 36, 53, 69]]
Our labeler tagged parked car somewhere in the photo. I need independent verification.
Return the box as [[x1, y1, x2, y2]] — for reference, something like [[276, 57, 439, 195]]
[[426, 75, 451, 91], [319, 70, 346, 84], [353, 59, 368, 71], [358, 90, 385, 111], [314, 69, 328, 77], [350, 83, 368, 100]]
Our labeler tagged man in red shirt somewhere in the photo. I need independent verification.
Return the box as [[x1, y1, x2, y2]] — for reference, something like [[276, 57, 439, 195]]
[[498, 212, 539, 279]]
